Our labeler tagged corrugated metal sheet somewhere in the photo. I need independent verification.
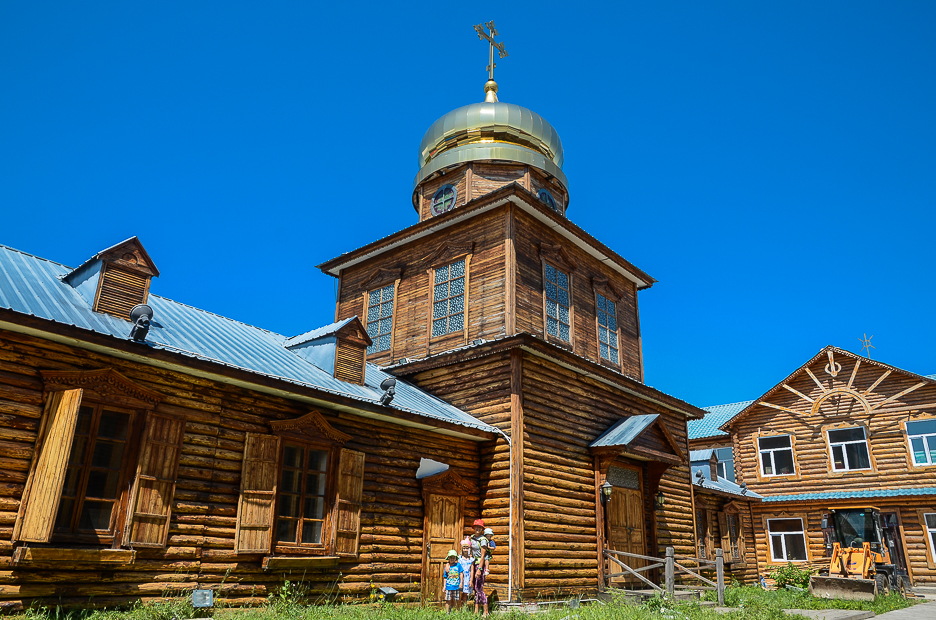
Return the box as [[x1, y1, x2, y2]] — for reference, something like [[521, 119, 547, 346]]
[[688, 400, 754, 440], [0, 244, 497, 435], [690, 459, 763, 499], [762, 487, 936, 502], [689, 449, 714, 461], [590, 414, 658, 448], [283, 318, 356, 349]]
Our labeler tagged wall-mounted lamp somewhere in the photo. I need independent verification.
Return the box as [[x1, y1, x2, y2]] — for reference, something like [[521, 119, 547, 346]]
[[739, 482, 748, 496], [654, 490, 665, 510], [599, 481, 613, 505]]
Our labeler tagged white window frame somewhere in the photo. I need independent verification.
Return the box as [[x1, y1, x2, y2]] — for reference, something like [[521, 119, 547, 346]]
[[826, 426, 872, 472], [907, 419, 936, 467], [758, 435, 796, 477], [925, 513, 936, 565], [715, 447, 734, 483], [767, 518, 807, 562]]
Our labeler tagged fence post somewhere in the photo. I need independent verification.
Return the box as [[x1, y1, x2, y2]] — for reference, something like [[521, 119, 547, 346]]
[[665, 546, 675, 599], [715, 548, 725, 606]]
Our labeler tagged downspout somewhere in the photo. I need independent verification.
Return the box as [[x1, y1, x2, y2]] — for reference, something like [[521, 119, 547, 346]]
[[491, 426, 513, 602]]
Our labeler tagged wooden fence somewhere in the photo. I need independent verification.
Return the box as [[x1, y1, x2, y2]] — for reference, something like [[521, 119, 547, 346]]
[[603, 547, 726, 605]]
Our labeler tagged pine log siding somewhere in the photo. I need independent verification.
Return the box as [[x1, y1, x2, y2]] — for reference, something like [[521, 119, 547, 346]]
[[691, 492, 758, 584], [335, 210, 508, 366], [0, 329, 483, 612], [407, 346, 696, 599], [512, 209, 642, 380], [728, 349, 936, 585]]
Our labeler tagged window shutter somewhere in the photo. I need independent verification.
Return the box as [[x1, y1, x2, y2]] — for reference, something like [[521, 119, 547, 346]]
[[335, 340, 365, 384], [125, 413, 185, 547], [737, 515, 747, 560], [94, 264, 149, 319], [334, 448, 365, 557], [718, 512, 731, 557], [13, 389, 83, 543], [235, 433, 280, 554], [706, 510, 716, 560]]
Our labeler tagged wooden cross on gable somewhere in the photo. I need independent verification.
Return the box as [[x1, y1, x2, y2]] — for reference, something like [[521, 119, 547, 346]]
[[474, 21, 508, 80]]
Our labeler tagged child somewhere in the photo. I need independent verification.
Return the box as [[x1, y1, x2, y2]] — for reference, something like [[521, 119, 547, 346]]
[[482, 527, 496, 577], [443, 549, 463, 614], [457, 538, 474, 608]]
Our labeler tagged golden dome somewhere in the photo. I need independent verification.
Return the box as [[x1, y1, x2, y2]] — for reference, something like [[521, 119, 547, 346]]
[[414, 81, 567, 191]]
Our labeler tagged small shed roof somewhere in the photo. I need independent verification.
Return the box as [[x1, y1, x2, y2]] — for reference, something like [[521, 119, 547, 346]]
[[688, 400, 754, 440], [590, 414, 659, 448], [690, 454, 763, 500], [762, 487, 936, 502]]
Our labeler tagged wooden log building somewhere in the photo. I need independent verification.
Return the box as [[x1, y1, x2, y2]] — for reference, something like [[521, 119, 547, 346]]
[[0, 76, 712, 611], [691, 347, 936, 589]]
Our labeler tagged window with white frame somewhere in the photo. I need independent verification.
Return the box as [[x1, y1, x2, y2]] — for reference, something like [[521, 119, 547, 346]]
[[715, 447, 735, 483], [758, 435, 796, 476], [907, 419, 936, 466], [366, 284, 394, 354], [827, 427, 871, 471], [767, 518, 807, 562], [925, 513, 936, 564]]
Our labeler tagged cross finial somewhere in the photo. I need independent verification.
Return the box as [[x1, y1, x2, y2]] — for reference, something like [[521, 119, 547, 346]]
[[474, 21, 508, 102], [858, 333, 875, 359]]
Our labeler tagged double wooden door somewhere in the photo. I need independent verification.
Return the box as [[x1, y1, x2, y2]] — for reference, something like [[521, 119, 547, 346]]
[[422, 493, 463, 602], [607, 485, 646, 585]]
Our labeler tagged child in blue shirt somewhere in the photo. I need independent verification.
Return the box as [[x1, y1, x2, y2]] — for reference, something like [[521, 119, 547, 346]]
[[443, 550, 464, 613]]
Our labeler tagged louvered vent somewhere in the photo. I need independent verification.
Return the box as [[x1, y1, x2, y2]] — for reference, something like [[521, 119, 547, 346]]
[[334, 339, 365, 385], [93, 264, 150, 319]]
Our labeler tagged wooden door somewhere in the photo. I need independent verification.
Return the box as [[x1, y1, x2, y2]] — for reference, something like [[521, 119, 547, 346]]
[[422, 493, 462, 603], [607, 486, 646, 585]]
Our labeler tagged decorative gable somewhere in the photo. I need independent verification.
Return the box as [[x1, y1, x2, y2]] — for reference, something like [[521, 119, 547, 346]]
[[269, 410, 352, 444], [538, 243, 577, 272], [423, 242, 474, 270], [65, 237, 160, 321], [40, 368, 163, 409], [591, 414, 685, 466]]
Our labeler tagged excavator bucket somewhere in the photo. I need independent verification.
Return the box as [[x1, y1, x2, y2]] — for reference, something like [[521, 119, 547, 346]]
[[809, 575, 877, 601]]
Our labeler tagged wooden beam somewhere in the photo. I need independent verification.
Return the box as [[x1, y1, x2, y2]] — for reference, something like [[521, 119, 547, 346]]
[[870, 382, 927, 412], [759, 401, 800, 415], [782, 384, 814, 403], [509, 348, 525, 592], [504, 206, 516, 337], [847, 359, 861, 390], [863, 370, 892, 396], [804, 368, 828, 394]]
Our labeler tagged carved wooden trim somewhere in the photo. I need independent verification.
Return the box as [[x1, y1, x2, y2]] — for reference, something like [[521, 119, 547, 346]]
[[539, 243, 577, 272], [96, 237, 159, 278], [419, 468, 477, 496], [423, 242, 474, 269], [269, 410, 351, 445], [334, 317, 372, 347], [591, 276, 622, 302], [362, 267, 403, 290], [40, 368, 162, 408]]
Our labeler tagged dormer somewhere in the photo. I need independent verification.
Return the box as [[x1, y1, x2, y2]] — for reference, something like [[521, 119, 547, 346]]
[[65, 237, 159, 320], [284, 317, 372, 385]]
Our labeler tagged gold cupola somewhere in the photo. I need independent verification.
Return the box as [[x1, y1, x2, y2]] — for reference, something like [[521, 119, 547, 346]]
[[412, 78, 569, 219]]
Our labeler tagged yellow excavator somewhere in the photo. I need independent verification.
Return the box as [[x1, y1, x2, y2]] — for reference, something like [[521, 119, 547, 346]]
[[809, 507, 909, 600]]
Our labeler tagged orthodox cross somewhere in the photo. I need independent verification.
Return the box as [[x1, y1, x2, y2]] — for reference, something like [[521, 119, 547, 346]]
[[859, 333, 875, 359], [474, 21, 508, 80]]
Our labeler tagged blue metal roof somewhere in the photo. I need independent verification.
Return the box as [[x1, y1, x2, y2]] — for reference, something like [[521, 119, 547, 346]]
[[688, 400, 754, 440], [590, 414, 659, 448], [0, 243, 497, 436], [283, 317, 359, 349], [690, 456, 763, 499], [762, 487, 936, 502]]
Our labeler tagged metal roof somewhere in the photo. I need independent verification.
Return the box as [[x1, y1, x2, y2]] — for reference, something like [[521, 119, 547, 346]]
[[283, 317, 358, 349], [590, 414, 659, 448], [762, 487, 936, 503], [0, 243, 497, 436], [688, 400, 754, 440], [690, 456, 763, 500]]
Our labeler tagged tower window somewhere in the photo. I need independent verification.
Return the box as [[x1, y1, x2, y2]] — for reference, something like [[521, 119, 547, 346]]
[[431, 185, 457, 216], [432, 258, 466, 337], [596, 293, 618, 363], [545, 262, 571, 342], [366, 284, 394, 354], [537, 189, 558, 212]]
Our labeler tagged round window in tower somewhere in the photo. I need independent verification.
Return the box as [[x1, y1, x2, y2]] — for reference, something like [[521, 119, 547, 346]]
[[430, 184, 457, 216], [538, 189, 558, 212]]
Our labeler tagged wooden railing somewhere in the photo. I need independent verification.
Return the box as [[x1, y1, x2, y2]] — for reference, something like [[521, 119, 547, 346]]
[[603, 546, 726, 605]]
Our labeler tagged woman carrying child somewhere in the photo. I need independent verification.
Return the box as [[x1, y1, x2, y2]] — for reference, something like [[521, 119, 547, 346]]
[[469, 519, 489, 617]]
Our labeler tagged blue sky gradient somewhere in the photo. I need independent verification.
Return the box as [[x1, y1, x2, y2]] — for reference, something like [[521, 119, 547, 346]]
[[2, 2, 934, 407]]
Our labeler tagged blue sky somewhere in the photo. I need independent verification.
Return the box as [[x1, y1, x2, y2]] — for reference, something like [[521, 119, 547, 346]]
[[2, 2, 934, 407]]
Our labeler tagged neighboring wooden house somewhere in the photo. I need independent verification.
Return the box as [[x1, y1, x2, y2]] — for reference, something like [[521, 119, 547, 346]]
[[0, 238, 498, 612], [718, 347, 936, 587], [318, 79, 708, 600]]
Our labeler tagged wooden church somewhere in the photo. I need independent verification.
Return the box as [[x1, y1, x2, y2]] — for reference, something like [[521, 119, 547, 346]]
[[0, 52, 711, 611]]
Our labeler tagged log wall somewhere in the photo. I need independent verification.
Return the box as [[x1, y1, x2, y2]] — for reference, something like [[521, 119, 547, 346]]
[[692, 492, 759, 584], [0, 329, 484, 612]]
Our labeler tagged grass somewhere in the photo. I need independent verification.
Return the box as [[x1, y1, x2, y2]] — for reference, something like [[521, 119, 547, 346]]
[[9, 584, 918, 620]]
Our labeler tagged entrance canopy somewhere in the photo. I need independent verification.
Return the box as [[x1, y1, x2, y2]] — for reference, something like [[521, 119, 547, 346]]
[[590, 414, 685, 465]]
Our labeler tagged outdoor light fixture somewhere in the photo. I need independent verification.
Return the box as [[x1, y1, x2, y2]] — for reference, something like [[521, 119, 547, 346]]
[[739, 482, 748, 496], [655, 490, 665, 510], [192, 589, 213, 608], [599, 481, 613, 505], [377, 586, 398, 602]]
